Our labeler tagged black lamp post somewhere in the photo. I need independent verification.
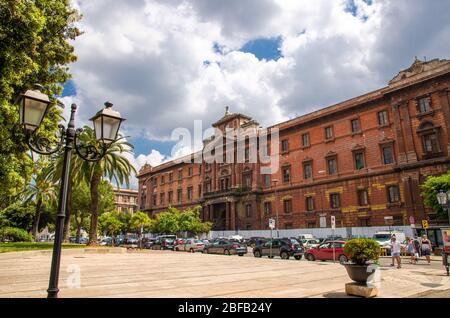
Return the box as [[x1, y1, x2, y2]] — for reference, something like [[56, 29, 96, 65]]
[[16, 84, 125, 298]]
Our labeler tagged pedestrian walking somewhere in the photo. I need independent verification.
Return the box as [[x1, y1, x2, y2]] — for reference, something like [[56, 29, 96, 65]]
[[390, 235, 401, 269], [421, 235, 432, 264], [406, 237, 417, 264]]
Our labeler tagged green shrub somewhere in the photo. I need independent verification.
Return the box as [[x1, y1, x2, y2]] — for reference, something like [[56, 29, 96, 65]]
[[0, 227, 33, 242], [343, 238, 381, 265]]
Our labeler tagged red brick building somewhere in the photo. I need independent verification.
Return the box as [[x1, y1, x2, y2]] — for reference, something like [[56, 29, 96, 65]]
[[137, 58, 450, 231]]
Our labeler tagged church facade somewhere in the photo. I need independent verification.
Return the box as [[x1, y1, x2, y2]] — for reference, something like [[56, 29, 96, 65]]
[[137, 58, 450, 231]]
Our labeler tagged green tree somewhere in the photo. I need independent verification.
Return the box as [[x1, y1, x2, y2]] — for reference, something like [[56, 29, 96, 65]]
[[421, 172, 450, 220], [150, 206, 212, 236], [98, 212, 123, 246], [71, 179, 115, 242], [130, 211, 152, 248], [24, 168, 58, 240], [0, 0, 81, 208], [76, 127, 136, 246], [0, 201, 35, 230]]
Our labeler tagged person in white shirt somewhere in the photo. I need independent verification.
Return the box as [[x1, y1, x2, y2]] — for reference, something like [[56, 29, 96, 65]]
[[390, 235, 402, 269]]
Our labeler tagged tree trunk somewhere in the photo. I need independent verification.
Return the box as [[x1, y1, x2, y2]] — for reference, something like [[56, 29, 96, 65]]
[[32, 198, 42, 241], [63, 180, 73, 242], [76, 222, 82, 244], [88, 170, 101, 246]]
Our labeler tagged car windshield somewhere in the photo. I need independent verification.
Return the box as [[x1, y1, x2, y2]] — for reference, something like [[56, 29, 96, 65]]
[[165, 239, 174, 243], [373, 234, 391, 241], [290, 239, 299, 244]]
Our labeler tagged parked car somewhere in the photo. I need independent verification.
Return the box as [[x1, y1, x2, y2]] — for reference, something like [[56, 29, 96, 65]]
[[304, 240, 349, 263], [175, 238, 205, 252], [151, 235, 176, 250], [298, 234, 315, 240], [253, 238, 304, 260], [100, 237, 113, 246], [246, 237, 268, 248], [301, 238, 321, 249], [142, 238, 156, 249], [203, 239, 247, 256]]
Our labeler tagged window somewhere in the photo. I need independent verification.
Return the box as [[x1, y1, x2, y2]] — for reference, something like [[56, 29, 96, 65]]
[[245, 204, 252, 218], [422, 132, 441, 154], [382, 145, 394, 164], [387, 185, 400, 203], [307, 221, 316, 229], [198, 184, 202, 197], [159, 192, 165, 205], [263, 174, 271, 187], [168, 172, 173, 183], [330, 193, 340, 209], [187, 187, 193, 201], [281, 139, 289, 153], [264, 202, 272, 215], [284, 199, 292, 214], [327, 157, 337, 175], [152, 178, 157, 186], [360, 218, 370, 227], [325, 126, 333, 140], [358, 189, 369, 206], [378, 110, 389, 126], [168, 191, 173, 204], [285, 223, 293, 230], [177, 189, 182, 203], [282, 166, 291, 183], [178, 170, 183, 180], [418, 97, 432, 113], [306, 197, 314, 211], [188, 167, 193, 177], [303, 161, 313, 179], [160, 176, 165, 185], [351, 118, 361, 134], [302, 133, 310, 147], [152, 194, 157, 206], [243, 173, 252, 188], [204, 180, 211, 193], [354, 151, 365, 170], [244, 147, 250, 163], [246, 224, 252, 230], [393, 215, 403, 225]]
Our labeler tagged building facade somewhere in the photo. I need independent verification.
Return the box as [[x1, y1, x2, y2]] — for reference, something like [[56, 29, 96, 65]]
[[114, 188, 138, 214], [137, 58, 450, 231]]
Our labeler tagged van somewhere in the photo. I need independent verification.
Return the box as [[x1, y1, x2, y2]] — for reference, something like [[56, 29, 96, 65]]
[[298, 234, 315, 240], [373, 231, 406, 247]]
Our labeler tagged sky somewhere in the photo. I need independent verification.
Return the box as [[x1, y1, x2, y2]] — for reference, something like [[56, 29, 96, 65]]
[[61, 0, 450, 188]]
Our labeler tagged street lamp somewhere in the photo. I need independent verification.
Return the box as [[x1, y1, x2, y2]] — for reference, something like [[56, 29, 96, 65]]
[[17, 85, 125, 298], [272, 179, 279, 238]]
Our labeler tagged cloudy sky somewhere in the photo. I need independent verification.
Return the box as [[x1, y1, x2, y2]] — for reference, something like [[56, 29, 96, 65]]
[[61, 0, 450, 187]]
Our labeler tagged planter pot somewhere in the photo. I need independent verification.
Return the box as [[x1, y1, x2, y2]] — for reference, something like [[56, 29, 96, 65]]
[[343, 263, 374, 284]]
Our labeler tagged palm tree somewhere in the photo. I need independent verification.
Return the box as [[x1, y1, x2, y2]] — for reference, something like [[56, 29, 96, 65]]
[[25, 168, 58, 240], [77, 126, 136, 246]]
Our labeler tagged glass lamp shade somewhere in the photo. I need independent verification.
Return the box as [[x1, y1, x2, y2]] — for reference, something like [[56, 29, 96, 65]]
[[90, 102, 124, 145], [18, 88, 51, 132], [437, 191, 448, 205]]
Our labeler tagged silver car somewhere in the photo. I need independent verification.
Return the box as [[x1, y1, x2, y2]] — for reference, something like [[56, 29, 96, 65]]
[[175, 238, 205, 253]]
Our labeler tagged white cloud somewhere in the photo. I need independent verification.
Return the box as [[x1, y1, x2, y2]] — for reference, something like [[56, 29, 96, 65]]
[[68, 0, 450, 176]]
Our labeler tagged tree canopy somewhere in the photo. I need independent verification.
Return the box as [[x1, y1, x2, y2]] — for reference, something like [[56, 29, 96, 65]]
[[421, 172, 450, 220], [150, 206, 212, 236], [0, 0, 81, 208]]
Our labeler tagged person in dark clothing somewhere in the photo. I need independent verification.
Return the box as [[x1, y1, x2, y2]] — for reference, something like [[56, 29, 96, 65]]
[[413, 237, 421, 262]]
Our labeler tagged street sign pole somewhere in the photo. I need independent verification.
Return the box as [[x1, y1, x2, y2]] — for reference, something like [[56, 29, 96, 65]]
[[270, 228, 273, 258], [269, 218, 275, 258], [331, 216, 336, 263]]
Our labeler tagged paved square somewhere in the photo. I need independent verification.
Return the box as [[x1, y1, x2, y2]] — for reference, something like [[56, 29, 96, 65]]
[[0, 249, 448, 298]]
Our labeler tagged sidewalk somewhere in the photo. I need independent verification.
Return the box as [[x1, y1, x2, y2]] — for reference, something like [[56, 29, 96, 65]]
[[380, 255, 442, 262]]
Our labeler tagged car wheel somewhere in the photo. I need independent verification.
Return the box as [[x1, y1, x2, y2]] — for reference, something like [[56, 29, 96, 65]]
[[268, 256, 274, 259], [306, 253, 315, 261], [224, 249, 230, 255], [254, 250, 262, 258], [175, 247, 179, 251], [281, 251, 290, 260], [190, 248, 194, 253], [294, 255, 302, 260], [238, 254, 244, 257], [339, 255, 348, 264]]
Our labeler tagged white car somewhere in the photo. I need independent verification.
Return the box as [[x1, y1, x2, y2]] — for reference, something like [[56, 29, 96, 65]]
[[175, 239, 205, 253], [301, 238, 321, 249]]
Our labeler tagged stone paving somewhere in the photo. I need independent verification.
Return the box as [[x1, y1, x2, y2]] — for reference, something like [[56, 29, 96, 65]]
[[0, 249, 448, 298]]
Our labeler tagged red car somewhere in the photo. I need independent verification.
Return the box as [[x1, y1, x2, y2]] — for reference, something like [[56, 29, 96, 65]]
[[304, 240, 349, 263]]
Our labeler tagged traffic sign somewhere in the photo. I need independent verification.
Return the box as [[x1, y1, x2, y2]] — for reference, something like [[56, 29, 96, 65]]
[[269, 218, 275, 229], [422, 220, 429, 229], [331, 216, 336, 230]]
